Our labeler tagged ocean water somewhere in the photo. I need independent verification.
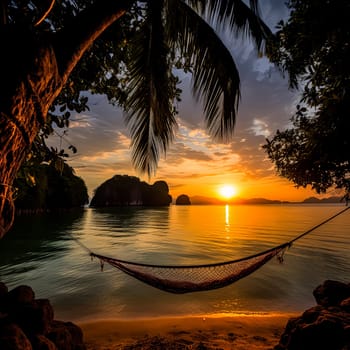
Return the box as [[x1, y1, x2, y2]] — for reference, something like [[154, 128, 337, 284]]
[[0, 204, 349, 322]]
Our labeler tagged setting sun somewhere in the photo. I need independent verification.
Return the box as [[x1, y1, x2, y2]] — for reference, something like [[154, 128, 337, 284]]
[[218, 185, 238, 199]]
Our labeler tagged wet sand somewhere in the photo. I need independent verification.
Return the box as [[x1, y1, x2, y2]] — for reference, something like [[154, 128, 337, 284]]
[[79, 313, 296, 349]]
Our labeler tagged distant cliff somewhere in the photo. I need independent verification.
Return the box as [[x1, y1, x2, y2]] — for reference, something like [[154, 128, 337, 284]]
[[302, 196, 343, 204], [14, 163, 89, 213], [190, 196, 286, 205], [190, 195, 343, 205], [90, 175, 172, 207]]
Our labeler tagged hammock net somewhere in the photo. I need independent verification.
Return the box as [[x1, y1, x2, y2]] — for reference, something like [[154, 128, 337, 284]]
[[85, 206, 348, 294], [91, 243, 289, 294]]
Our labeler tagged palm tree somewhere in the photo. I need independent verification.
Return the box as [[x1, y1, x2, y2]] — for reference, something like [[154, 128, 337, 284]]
[[0, 0, 271, 237], [123, 0, 271, 175]]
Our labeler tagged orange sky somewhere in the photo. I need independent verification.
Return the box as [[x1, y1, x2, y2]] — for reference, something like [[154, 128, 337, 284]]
[[49, 5, 341, 203], [73, 139, 325, 203], [57, 90, 337, 203]]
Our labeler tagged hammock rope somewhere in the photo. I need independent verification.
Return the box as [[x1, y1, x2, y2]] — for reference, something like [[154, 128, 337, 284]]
[[76, 205, 349, 294]]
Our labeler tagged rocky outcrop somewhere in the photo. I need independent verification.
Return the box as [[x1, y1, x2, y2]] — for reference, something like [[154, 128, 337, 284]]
[[90, 175, 172, 207], [275, 280, 350, 350], [15, 163, 89, 214], [0, 283, 85, 350], [175, 194, 191, 205]]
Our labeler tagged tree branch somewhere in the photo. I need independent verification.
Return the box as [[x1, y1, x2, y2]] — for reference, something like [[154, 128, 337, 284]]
[[34, 0, 56, 27], [0, 0, 7, 26], [54, 0, 135, 84]]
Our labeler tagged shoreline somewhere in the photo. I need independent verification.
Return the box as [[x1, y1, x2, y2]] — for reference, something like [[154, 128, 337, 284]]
[[79, 312, 297, 349]]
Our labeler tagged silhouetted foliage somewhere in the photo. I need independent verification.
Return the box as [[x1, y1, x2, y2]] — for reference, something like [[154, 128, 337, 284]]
[[0, 0, 271, 236], [265, 0, 350, 195], [14, 163, 89, 212], [1, 0, 272, 175], [90, 175, 172, 207]]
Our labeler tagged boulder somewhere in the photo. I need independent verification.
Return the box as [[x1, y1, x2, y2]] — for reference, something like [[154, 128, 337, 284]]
[[0, 283, 86, 350], [48, 320, 85, 350], [0, 282, 8, 297], [0, 323, 32, 350], [48, 321, 73, 350], [341, 298, 350, 312], [31, 334, 57, 350], [313, 280, 350, 307], [11, 299, 54, 335], [275, 280, 350, 350], [64, 321, 85, 348], [7, 285, 35, 306], [0, 282, 8, 313]]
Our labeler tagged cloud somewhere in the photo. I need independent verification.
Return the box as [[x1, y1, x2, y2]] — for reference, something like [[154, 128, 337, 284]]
[[260, 0, 291, 29], [249, 119, 271, 137], [252, 57, 275, 82], [68, 117, 93, 129], [50, 2, 320, 201]]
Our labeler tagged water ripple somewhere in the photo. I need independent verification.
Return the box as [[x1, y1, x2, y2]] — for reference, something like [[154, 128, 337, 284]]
[[0, 204, 349, 321]]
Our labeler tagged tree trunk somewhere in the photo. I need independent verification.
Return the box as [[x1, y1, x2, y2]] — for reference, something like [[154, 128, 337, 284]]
[[0, 2, 130, 238], [0, 27, 61, 238]]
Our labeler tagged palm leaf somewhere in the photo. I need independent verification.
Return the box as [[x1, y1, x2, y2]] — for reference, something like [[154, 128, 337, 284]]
[[166, 0, 240, 141], [125, 0, 272, 174], [186, 0, 272, 51], [124, 0, 177, 176]]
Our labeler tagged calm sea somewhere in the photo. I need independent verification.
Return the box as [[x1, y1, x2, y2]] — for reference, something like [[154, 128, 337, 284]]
[[0, 204, 349, 322]]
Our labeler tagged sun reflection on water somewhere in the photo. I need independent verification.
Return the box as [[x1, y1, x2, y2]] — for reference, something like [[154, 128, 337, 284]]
[[225, 204, 230, 239]]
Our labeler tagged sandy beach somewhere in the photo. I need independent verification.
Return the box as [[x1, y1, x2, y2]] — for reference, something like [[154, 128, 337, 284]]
[[79, 313, 297, 350]]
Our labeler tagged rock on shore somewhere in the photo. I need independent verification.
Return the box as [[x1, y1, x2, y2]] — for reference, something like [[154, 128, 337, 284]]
[[0, 282, 85, 350], [275, 280, 350, 350], [2, 280, 349, 350]]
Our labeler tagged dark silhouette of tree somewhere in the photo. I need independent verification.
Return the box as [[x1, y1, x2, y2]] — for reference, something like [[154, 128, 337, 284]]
[[264, 0, 350, 195], [176, 194, 191, 205], [90, 175, 171, 207], [14, 163, 89, 212], [0, 1, 271, 236]]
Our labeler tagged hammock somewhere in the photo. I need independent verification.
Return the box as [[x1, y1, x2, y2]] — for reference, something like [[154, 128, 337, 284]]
[[80, 206, 349, 294], [90, 243, 288, 294]]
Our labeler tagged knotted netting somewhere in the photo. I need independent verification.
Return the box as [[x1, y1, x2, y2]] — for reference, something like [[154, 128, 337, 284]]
[[90, 243, 289, 294], [81, 206, 349, 294]]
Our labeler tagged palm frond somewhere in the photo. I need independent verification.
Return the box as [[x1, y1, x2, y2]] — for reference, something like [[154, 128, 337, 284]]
[[124, 0, 177, 176], [167, 0, 240, 141], [186, 0, 272, 52]]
